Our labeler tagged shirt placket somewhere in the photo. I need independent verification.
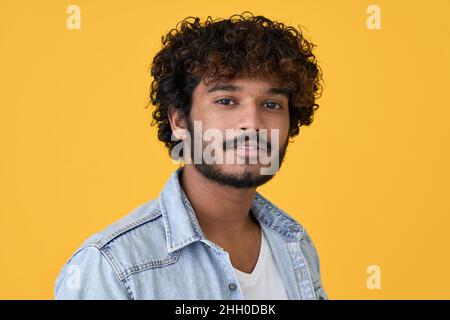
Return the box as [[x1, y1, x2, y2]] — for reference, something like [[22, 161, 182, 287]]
[[207, 241, 244, 300]]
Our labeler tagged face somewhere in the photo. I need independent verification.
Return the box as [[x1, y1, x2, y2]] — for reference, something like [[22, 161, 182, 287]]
[[182, 74, 291, 188]]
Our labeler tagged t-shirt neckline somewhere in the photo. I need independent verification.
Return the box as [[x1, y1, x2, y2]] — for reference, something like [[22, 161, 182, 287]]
[[232, 228, 267, 285]]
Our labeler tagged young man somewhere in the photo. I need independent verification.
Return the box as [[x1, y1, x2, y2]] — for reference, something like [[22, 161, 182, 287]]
[[54, 11, 328, 300]]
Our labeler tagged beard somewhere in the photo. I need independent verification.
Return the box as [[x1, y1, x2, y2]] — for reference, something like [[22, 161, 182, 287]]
[[185, 118, 289, 189]]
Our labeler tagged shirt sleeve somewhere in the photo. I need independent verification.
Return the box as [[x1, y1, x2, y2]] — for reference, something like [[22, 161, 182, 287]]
[[54, 246, 130, 300]]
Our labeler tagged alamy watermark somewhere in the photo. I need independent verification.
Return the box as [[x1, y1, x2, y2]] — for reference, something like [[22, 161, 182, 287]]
[[170, 121, 282, 176]]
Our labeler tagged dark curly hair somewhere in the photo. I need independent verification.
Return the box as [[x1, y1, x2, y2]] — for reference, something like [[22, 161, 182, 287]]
[[147, 11, 323, 158]]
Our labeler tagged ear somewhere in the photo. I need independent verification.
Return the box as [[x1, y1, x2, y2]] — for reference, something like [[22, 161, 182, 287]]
[[167, 106, 188, 140]]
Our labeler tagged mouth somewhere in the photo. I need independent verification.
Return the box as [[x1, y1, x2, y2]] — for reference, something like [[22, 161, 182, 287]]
[[232, 143, 266, 151], [235, 145, 258, 150], [231, 142, 268, 159]]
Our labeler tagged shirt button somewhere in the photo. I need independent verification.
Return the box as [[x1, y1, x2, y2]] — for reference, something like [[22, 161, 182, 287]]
[[228, 283, 237, 291]]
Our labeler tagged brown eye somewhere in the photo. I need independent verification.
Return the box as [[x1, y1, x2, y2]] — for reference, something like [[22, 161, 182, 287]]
[[265, 101, 281, 109], [215, 99, 235, 106]]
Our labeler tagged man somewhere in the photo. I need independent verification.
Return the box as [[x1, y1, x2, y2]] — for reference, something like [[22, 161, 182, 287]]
[[54, 11, 328, 300]]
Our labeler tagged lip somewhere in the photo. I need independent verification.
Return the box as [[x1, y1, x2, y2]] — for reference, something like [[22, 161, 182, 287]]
[[233, 145, 267, 151], [234, 147, 259, 159], [235, 145, 258, 150], [233, 141, 267, 150]]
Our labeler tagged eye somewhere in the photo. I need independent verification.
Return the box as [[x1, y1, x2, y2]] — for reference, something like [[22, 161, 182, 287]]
[[264, 101, 282, 110], [215, 98, 236, 106]]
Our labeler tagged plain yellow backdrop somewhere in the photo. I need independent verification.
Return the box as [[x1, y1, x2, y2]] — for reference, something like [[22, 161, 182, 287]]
[[1, 0, 449, 299]]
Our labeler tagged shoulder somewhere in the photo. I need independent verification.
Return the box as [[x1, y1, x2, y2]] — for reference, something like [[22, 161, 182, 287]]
[[78, 197, 163, 250], [59, 196, 177, 283]]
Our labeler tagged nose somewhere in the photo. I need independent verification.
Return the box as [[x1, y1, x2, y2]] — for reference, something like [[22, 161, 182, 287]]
[[238, 103, 264, 132]]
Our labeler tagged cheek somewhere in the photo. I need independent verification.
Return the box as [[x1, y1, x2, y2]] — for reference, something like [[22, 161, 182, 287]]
[[282, 112, 291, 138], [271, 128, 289, 147], [268, 115, 290, 139], [190, 104, 223, 127]]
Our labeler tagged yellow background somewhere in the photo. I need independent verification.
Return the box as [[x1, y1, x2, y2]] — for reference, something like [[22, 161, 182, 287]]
[[1, 0, 449, 299]]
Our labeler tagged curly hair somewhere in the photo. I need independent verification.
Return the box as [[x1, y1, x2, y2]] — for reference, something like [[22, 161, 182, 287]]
[[147, 11, 323, 157]]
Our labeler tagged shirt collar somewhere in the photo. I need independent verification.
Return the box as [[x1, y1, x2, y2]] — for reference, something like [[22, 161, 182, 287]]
[[159, 167, 303, 254]]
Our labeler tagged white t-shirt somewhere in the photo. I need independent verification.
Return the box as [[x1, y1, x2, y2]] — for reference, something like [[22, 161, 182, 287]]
[[233, 229, 289, 299]]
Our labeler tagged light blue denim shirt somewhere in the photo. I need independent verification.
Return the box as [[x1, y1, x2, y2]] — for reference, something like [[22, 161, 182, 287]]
[[54, 167, 328, 300]]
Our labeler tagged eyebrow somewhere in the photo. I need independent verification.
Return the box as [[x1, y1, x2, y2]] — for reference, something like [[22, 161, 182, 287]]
[[207, 83, 290, 98]]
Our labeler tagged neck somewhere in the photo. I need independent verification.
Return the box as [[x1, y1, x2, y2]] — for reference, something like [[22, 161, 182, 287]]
[[179, 164, 258, 241]]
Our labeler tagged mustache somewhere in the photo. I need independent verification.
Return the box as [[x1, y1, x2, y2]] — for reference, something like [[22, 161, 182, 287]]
[[223, 135, 271, 151]]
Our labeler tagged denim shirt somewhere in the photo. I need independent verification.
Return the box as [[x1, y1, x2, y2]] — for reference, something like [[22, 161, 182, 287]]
[[54, 167, 328, 300]]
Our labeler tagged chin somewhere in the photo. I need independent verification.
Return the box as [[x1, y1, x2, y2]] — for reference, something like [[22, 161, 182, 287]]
[[221, 163, 262, 175], [195, 163, 276, 189]]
